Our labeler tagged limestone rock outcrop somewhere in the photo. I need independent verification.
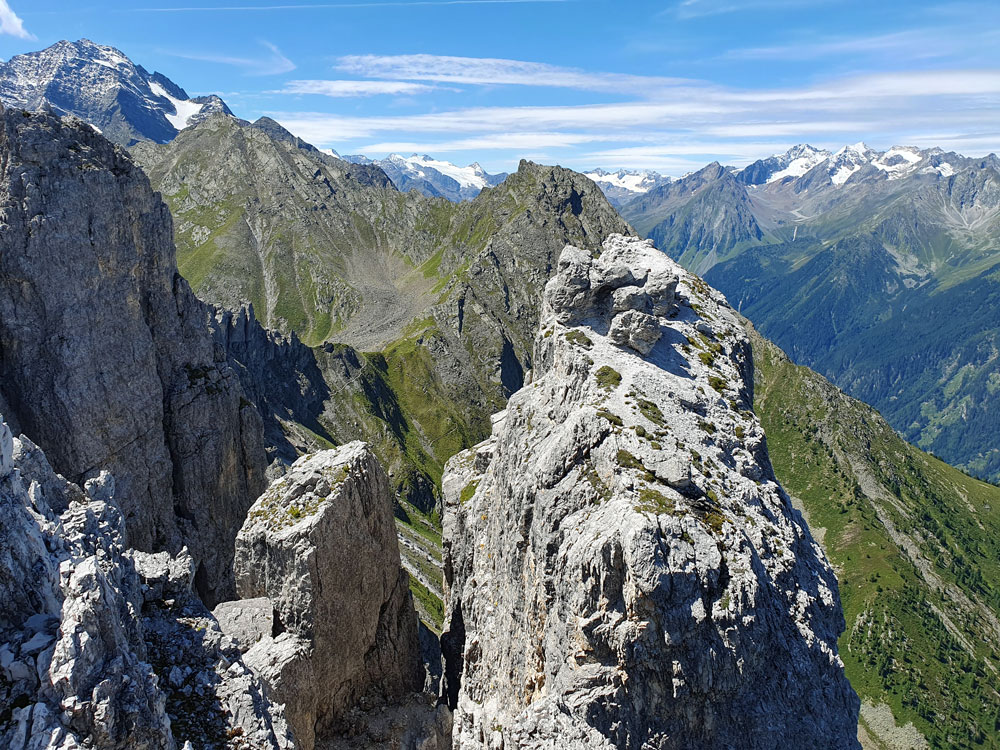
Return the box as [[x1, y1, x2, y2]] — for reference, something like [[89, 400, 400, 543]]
[[440, 234, 860, 749], [232, 443, 423, 749], [0, 415, 292, 749], [0, 107, 267, 605]]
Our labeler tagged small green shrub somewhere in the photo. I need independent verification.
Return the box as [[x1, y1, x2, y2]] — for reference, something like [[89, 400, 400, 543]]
[[594, 365, 622, 390], [636, 398, 666, 426], [597, 409, 623, 426], [460, 479, 480, 504]]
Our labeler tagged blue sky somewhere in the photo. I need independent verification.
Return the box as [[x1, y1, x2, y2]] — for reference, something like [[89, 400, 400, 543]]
[[2, 0, 999, 173]]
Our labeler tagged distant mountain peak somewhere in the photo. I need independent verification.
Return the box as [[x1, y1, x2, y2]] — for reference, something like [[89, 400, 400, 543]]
[[341, 152, 508, 201], [582, 167, 671, 208], [0, 38, 232, 146], [737, 144, 831, 186]]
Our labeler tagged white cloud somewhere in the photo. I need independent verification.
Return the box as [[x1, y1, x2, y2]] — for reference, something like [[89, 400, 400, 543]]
[[335, 53, 693, 96], [0, 0, 34, 40], [266, 55, 1000, 172], [357, 132, 598, 153], [170, 41, 294, 76], [277, 80, 436, 97], [269, 68, 1000, 141]]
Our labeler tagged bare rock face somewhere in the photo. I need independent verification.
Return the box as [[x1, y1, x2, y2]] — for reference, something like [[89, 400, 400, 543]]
[[0, 415, 292, 750], [233, 443, 423, 749], [0, 107, 266, 606], [440, 235, 860, 749]]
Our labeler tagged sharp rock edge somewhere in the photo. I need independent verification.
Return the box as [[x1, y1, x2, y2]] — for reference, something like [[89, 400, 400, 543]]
[[440, 234, 860, 750]]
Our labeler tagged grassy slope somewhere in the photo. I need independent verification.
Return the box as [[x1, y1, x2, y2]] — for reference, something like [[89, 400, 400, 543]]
[[749, 324, 1000, 749]]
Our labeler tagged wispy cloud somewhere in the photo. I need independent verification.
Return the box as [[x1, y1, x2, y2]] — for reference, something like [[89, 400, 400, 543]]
[[359, 132, 598, 153], [169, 41, 294, 76], [266, 64, 1000, 172], [276, 80, 437, 97], [271, 69, 1000, 139], [0, 0, 34, 39], [135, 0, 569, 11], [671, 0, 827, 18], [336, 54, 693, 96], [726, 27, 1000, 63]]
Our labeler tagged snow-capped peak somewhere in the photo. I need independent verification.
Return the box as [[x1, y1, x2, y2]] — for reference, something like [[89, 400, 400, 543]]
[[582, 168, 670, 194], [825, 142, 878, 185], [0, 39, 232, 145], [765, 144, 831, 183]]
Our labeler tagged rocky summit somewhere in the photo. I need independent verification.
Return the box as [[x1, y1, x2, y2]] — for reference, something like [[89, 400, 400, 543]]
[[440, 234, 860, 749], [0, 39, 232, 146]]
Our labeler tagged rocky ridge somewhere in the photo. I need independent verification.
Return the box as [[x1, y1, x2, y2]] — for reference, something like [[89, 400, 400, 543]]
[[441, 234, 860, 748], [0, 106, 267, 606], [136, 113, 631, 514], [0, 417, 292, 750]]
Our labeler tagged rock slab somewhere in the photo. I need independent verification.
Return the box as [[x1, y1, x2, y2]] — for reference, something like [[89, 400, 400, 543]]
[[0, 106, 266, 605]]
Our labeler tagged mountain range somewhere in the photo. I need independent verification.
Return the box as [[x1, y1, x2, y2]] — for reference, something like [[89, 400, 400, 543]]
[[341, 152, 508, 202], [581, 167, 672, 207], [621, 143, 1000, 484]]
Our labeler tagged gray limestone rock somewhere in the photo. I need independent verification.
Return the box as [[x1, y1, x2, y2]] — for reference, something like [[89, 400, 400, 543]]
[[234, 443, 424, 749], [0, 107, 267, 606], [440, 235, 860, 749], [0, 414, 291, 749]]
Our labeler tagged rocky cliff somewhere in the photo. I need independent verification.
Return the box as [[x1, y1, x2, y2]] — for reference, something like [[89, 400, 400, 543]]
[[0, 416, 291, 749], [229, 443, 424, 749], [0, 107, 267, 605], [440, 234, 860, 749]]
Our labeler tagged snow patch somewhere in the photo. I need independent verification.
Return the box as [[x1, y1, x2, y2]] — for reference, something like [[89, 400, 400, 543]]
[[831, 165, 860, 186], [149, 81, 204, 131], [872, 146, 924, 179]]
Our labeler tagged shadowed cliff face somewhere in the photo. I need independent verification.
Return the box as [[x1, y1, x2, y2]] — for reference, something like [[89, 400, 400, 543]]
[[441, 235, 859, 750], [0, 107, 266, 605]]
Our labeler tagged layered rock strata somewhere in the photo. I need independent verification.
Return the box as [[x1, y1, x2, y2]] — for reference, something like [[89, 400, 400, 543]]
[[232, 443, 424, 749], [440, 234, 860, 749], [0, 106, 266, 605], [0, 416, 292, 749]]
